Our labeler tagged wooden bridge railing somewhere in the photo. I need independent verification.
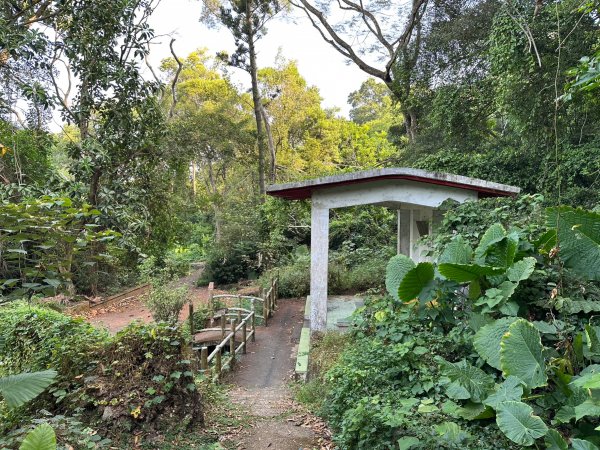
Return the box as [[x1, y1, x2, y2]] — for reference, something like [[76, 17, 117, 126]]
[[188, 275, 279, 382]]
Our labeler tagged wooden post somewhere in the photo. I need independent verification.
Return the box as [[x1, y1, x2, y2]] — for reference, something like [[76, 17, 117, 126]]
[[188, 303, 194, 346], [220, 313, 226, 339], [229, 319, 236, 368], [201, 346, 208, 374], [208, 281, 214, 315], [237, 294, 242, 309], [242, 320, 247, 354], [215, 348, 222, 380], [237, 309, 241, 323], [251, 308, 256, 343], [271, 278, 276, 310], [262, 288, 268, 327]]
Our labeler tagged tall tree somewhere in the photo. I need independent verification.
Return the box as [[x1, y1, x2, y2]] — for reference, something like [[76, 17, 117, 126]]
[[289, 0, 428, 141], [202, 0, 282, 194], [162, 49, 255, 241]]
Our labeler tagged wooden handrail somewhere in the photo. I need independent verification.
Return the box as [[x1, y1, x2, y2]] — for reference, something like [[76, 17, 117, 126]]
[[191, 276, 278, 382]]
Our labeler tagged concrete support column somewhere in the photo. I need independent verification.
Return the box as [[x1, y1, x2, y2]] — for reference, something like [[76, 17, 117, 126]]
[[310, 202, 329, 332], [397, 208, 411, 256]]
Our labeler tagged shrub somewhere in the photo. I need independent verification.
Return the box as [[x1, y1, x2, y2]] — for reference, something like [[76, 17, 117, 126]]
[[316, 297, 518, 450], [144, 284, 189, 325], [139, 253, 190, 285], [0, 301, 108, 380], [81, 322, 203, 433], [199, 240, 260, 285], [0, 301, 109, 436]]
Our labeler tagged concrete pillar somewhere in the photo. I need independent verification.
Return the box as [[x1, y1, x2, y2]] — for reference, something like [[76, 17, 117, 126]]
[[310, 201, 329, 332], [409, 209, 416, 260], [397, 208, 411, 256]]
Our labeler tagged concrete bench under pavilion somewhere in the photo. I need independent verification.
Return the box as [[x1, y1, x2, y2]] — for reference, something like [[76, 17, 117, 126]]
[[266, 168, 520, 332]]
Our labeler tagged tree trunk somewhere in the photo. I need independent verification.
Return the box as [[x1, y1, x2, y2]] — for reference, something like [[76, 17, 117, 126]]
[[404, 108, 418, 143], [259, 104, 277, 183], [88, 168, 101, 206], [246, 3, 267, 196], [191, 161, 197, 197]]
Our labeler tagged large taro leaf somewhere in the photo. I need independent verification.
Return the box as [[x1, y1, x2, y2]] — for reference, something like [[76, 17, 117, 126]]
[[570, 371, 600, 390], [495, 401, 548, 446], [574, 399, 600, 421], [483, 376, 524, 409], [506, 257, 537, 282], [547, 206, 600, 280], [437, 358, 495, 403], [544, 429, 568, 450], [500, 319, 547, 389], [398, 262, 434, 301], [438, 263, 505, 283], [0, 370, 57, 408], [485, 234, 519, 268], [19, 424, 57, 450], [571, 439, 600, 450], [385, 254, 415, 302], [585, 324, 600, 355], [474, 317, 519, 370], [439, 236, 473, 264], [474, 224, 507, 263]]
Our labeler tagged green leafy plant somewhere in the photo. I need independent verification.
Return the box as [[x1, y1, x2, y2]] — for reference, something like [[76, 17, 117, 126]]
[[0, 196, 118, 299], [546, 206, 600, 280], [0, 370, 57, 408], [144, 284, 189, 325]]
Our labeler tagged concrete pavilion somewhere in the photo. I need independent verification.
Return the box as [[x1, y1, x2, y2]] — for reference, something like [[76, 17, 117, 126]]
[[266, 168, 520, 332]]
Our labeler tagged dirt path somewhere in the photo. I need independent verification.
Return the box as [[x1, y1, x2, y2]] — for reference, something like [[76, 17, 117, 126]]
[[223, 298, 331, 450], [85, 268, 222, 333]]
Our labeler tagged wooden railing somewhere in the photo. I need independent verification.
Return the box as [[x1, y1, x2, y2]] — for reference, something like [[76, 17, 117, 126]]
[[188, 276, 279, 382]]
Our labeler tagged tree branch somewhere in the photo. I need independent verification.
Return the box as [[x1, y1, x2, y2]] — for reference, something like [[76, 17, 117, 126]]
[[169, 38, 183, 118], [290, 0, 389, 80]]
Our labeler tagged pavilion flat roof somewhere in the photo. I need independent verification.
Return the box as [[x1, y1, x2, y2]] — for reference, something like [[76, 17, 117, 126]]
[[266, 168, 520, 200]]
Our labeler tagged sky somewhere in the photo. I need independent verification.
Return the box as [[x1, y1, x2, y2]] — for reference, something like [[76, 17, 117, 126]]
[[146, 0, 371, 116]]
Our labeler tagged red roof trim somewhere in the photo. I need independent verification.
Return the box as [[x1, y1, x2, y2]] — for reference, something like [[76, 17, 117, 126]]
[[268, 174, 518, 200]]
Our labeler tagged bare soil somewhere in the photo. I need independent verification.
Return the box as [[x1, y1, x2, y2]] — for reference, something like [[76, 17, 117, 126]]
[[83, 269, 224, 333]]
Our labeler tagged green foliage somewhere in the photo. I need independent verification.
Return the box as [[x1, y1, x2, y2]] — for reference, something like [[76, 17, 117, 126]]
[[499, 319, 547, 389], [494, 401, 548, 447], [82, 322, 203, 431], [314, 205, 600, 448], [0, 301, 108, 381], [261, 245, 389, 299], [295, 332, 349, 410], [0, 196, 118, 298], [547, 206, 600, 280], [18, 423, 57, 450], [0, 370, 57, 409], [144, 284, 189, 325], [0, 302, 201, 442], [385, 254, 415, 302], [312, 296, 518, 449], [474, 317, 518, 370]]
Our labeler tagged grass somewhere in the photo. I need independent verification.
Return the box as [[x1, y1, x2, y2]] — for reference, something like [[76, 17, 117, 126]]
[[294, 331, 349, 411]]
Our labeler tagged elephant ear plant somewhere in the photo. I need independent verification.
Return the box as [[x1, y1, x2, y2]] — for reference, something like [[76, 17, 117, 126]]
[[0, 335, 58, 450], [385, 216, 600, 448], [385, 223, 536, 320]]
